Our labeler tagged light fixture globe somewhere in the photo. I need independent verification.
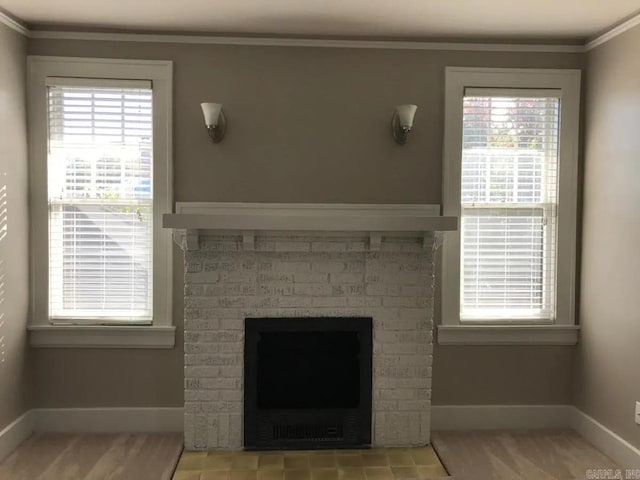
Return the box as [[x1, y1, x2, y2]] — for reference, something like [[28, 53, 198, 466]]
[[200, 102, 227, 143], [392, 104, 418, 145]]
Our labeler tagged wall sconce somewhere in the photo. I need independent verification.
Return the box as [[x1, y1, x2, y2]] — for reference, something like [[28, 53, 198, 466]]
[[201, 102, 227, 143], [392, 104, 418, 145]]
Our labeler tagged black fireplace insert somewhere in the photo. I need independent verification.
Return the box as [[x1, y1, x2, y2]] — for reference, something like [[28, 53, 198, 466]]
[[244, 317, 372, 449]]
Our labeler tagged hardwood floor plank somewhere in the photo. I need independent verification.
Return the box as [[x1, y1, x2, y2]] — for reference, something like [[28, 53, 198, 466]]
[[0, 433, 183, 480], [432, 429, 620, 480]]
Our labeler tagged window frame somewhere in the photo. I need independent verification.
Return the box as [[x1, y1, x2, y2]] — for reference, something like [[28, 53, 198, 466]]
[[439, 67, 581, 345], [27, 56, 174, 348]]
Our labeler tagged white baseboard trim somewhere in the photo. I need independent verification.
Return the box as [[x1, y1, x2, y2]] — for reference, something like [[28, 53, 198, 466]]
[[0, 411, 35, 462], [569, 408, 640, 469], [32, 407, 184, 433], [431, 404, 572, 431]]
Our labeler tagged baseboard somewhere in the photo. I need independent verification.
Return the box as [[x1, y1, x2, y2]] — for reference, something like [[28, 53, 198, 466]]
[[0, 411, 35, 462], [569, 407, 640, 469], [32, 407, 184, 434], [431, 404, 572, 431]]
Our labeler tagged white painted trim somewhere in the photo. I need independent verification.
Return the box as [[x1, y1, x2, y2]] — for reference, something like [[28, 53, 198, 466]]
[[441, 67, 581, 334], [27, 56, 174, 338], [0, 10, 29, 36], [586, 11, 640, 51], [28, 325, 176, 348], [175, 202, 441, 216], [0, 411, 35, 462], [431, 405, 572, 431], [166, 202, 456, 235], [437, 325, 579, 345], [5, 7, 639, 52], [27, 29, 586, 52], [570, 408, 640, 469], [32, 407, 184, 433]]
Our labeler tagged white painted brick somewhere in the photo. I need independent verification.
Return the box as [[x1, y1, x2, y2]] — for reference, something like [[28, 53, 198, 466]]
[[220, 390, 243, 401], [274, 241, 311, 252], [208, 416, 219, 448], [257, 272, 294, 283], [311, 241, 367, 252], [346, 297, 381, 307], [187, 271, 221, 284], [382, 297, 418, 307], [184, 319, 220, 330], [294, 272, 329, 283], [180, 234, 434, 449], [376, 389, 415, 400], [332, 285, 364, 296], [185, 390, 220, 402], [330, 272, 364, 283], [311, 297, 348, 307], [258, 261, 311, 273], [293, 284, 333, 296], [277, 297, 313, 308], [311, 261, 348, 273], [218, 413, 230, 447], [258, 285, 295, 296], [184, 366, 220, 378], [219, 319, 243, 330], [229, 414, 242, 448], [185, 343, 220, 354]]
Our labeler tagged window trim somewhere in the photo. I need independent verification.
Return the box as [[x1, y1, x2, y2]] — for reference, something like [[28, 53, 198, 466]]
[[27, 56, 174, 348], [439, 67, 581, 345]]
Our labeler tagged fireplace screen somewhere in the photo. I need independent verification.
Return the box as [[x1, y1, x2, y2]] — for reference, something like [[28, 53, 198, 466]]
[[244, 317, 372, 449]]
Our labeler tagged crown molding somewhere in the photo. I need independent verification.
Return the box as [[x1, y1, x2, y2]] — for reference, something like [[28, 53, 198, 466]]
[[28, 29, 586, 52], [5, 6, 640, 52], [0, 10, 29, 36], [586, 10, 640, 51]]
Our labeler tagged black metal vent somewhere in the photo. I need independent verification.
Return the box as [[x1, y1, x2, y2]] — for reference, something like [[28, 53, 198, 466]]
[[273, 423, 344, 441]]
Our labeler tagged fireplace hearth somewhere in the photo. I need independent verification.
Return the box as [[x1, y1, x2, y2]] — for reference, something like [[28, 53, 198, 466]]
[[244, 317, 373, 449]]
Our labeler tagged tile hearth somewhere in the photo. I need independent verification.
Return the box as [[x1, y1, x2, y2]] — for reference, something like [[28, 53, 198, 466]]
[[173, 446, 450, 480]]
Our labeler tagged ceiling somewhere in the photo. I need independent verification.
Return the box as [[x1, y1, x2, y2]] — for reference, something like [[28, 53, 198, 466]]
[[2, 0, 640, 42]]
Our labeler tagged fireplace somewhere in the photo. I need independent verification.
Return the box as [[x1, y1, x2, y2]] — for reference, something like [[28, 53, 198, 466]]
[[244, 317, 373, 449], [164, 202, 457, 450]]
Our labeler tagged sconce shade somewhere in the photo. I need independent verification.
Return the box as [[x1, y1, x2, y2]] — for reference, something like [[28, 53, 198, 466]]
[[396, 104, 418, 128], [392, 104, 418, 145], [201, 102, 227, 143], [201, 102, 223, 127]]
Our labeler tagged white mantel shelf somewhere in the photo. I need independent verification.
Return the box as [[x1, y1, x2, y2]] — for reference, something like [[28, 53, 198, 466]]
[[163, 202, 457, 249]]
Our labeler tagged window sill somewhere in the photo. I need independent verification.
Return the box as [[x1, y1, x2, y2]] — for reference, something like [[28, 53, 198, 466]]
[[437, 324, 579, 345], [28, 325, 176, 349]]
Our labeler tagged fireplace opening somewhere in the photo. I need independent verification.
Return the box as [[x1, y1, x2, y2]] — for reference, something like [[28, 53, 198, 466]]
[[244, 317, 372, 449]]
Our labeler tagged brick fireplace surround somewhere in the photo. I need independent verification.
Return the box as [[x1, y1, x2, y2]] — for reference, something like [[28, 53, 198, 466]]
[[165, 203, 456, 451]]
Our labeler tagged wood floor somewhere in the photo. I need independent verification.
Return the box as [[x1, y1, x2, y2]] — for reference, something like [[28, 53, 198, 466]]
[[432, 429, 620, 480], [0, 432, 183, 480], [0, 430, 622, 480]]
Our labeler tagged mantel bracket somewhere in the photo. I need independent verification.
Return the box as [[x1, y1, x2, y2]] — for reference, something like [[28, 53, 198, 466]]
[[242, 230, 256, 251], [185, 229, 200, 251]]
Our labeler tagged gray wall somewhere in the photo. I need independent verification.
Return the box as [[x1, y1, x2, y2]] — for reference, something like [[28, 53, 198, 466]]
[[27, 38, 583, 408], [575, 24, 640, 449], [0, 23, 31, 429]]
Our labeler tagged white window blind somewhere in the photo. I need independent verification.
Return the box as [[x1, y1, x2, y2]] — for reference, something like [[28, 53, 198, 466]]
[[460, 90, 560, 321], [47, 81, 154, 323]]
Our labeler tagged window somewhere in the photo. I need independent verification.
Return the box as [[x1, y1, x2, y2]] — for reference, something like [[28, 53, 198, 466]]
[[28, 57, 174, 347], [440, 68, 580, 345], [48, 81, 153, 322]]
